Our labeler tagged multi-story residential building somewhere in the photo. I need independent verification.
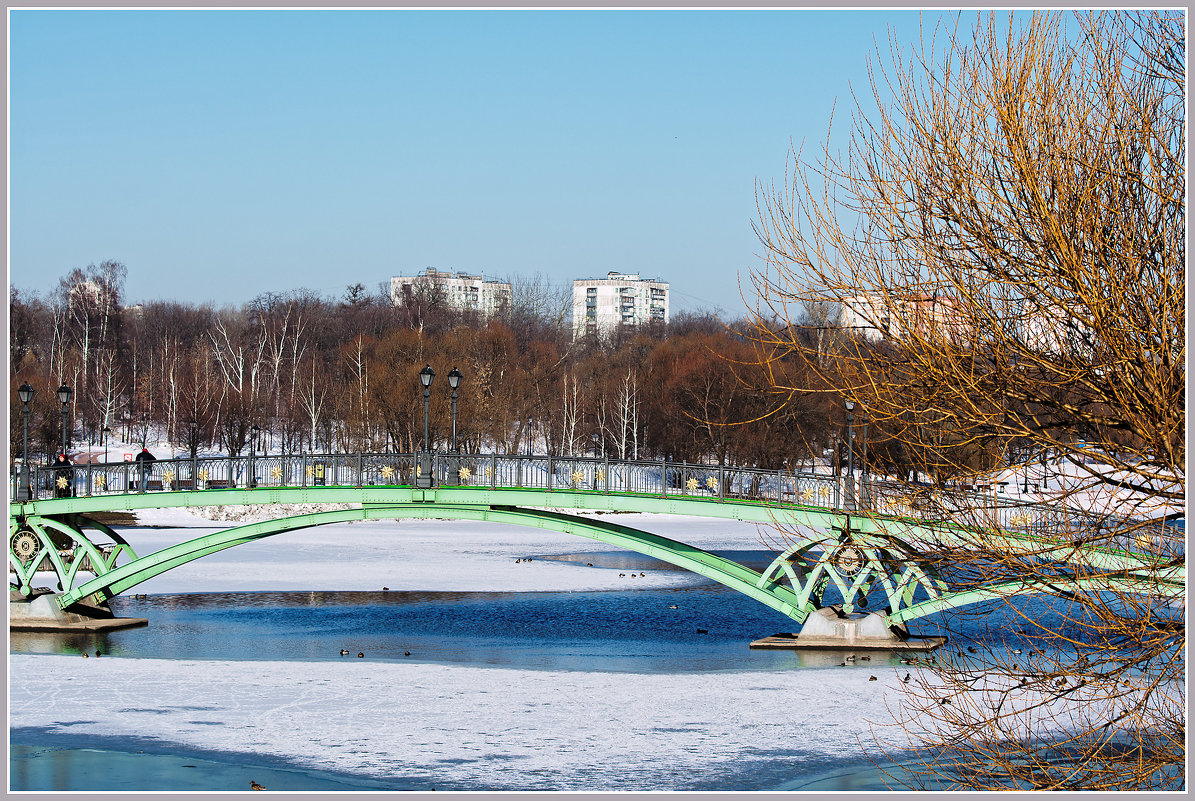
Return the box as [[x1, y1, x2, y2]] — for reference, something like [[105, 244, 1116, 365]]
[[839, 292, 970, 343], [572, 272, 669, 338], [840, 292, 1095, 357], [390, 268, 512, 319]]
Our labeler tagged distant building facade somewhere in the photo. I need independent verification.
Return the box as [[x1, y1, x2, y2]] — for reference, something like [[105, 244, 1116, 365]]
[[572, 272, 669, 338], [390, 268, 512, 319], [840, 292, 1094, 357], [839, 292, 970, 343]]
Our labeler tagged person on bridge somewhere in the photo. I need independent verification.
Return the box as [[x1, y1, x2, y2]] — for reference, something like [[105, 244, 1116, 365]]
[[135, 447, 156, 491], [52, 453, 75, 498]]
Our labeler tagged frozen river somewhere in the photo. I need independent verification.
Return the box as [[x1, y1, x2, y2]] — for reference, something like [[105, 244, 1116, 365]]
[[11, 509, 945, 792]]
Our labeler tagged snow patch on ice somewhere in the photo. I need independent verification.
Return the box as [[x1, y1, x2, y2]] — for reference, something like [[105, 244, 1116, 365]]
[[9, 653, 916, 791]]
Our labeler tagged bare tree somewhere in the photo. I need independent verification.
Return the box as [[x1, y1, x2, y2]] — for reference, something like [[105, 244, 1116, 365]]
[[749, 11, 1183, 790]]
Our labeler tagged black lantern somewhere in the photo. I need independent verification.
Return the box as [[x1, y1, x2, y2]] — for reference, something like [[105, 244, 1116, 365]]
[[447, 367, 462, 453], [417, 365, 435, 488], [17, 383, 34, 501], [57, 383, 73, 456], [249, 424, 260, 488], [845, 401, 856, 511]]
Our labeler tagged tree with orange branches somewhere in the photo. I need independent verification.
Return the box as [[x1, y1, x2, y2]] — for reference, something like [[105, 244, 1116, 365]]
[[749, 10, 1183, 790]]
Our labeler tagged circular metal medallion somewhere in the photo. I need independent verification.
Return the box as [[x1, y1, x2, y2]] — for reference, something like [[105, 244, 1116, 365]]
[[831, 545, 865, 576], [11, 531, 41, 562]]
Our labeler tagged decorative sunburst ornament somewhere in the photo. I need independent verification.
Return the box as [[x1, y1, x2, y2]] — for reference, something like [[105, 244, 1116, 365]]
[[685, 477, 698, 493], [11, 531, 40, 562], [596, 469, 606, 484], [571, 469, 584, 485], [270, 466, 284, 481], [800, 488, 814, 503], [818, 485, 830, 501], [484, 466, 493, 479], [162, 469, 175, 485], [305, 465, 314, 478], [380, 465, 395, 481], [56, 476, 68, 489], [94, 475, 107, 489], [706, 476, 718, 491], [458, 466, 471, 483]]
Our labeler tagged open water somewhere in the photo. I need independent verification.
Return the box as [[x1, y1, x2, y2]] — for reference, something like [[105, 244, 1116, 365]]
[[8, 548, 1096, 792]]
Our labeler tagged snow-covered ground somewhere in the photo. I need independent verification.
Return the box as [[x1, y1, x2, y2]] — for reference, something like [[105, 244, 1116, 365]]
[[9, 511, 920, 791], [9, 653, 911, 791]]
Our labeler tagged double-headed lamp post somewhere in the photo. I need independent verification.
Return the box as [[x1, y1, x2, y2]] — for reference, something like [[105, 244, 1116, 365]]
[[418, 365, 435, 488], [845, 400, 856, 511], [57, 383, 73, 457], [17, 383, 34, 501]]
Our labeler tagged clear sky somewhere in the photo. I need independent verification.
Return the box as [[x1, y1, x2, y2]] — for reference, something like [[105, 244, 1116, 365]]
[[10, 9, 943, 316]]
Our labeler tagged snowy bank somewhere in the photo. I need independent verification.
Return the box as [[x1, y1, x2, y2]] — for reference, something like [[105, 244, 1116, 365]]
[[9, 653, 913, 791]]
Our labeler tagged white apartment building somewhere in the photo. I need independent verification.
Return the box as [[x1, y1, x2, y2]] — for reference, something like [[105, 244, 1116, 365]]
[[390, 268, 512, 319], [572, 272, 669, 338]]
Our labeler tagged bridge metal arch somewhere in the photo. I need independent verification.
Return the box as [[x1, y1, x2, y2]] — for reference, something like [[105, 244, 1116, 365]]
[[10, 485, 1173, 581], [55, 504, 814, 621], [9, 515, 138, 597]]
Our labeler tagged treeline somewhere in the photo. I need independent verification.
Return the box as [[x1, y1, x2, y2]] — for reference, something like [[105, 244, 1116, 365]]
[[10, 263, 834, 468]]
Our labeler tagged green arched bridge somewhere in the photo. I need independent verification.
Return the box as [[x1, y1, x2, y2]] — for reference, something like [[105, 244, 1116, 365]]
[[9, 452, 1182, 631]]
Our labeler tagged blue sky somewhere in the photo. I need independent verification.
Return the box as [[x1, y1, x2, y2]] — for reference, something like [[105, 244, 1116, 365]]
[[10, 9, 942, 316]]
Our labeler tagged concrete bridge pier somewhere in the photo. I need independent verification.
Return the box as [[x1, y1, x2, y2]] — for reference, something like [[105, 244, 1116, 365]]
[[10, 588, 147, 633], [750, 607, 946, 651]]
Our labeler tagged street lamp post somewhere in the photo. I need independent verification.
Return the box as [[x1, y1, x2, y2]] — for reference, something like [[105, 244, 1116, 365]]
[[845, 400, 856, 511], [17, 383, 34, 501], [57, 383, 73, 458], [418, 365, 435, 488], [189, 420, 199, 490], [250, 424, 260, 488], [591, 432, 600, 489], [447, 367, 462, 483], [1008, 352, 1031, 494], [103, 426, 112, 464], [448, 367, 462, 453]]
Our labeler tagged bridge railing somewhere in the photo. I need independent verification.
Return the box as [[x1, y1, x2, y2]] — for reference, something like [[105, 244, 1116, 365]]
[[14, 452, 846, 507], [12, 453, 1178, 557]]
